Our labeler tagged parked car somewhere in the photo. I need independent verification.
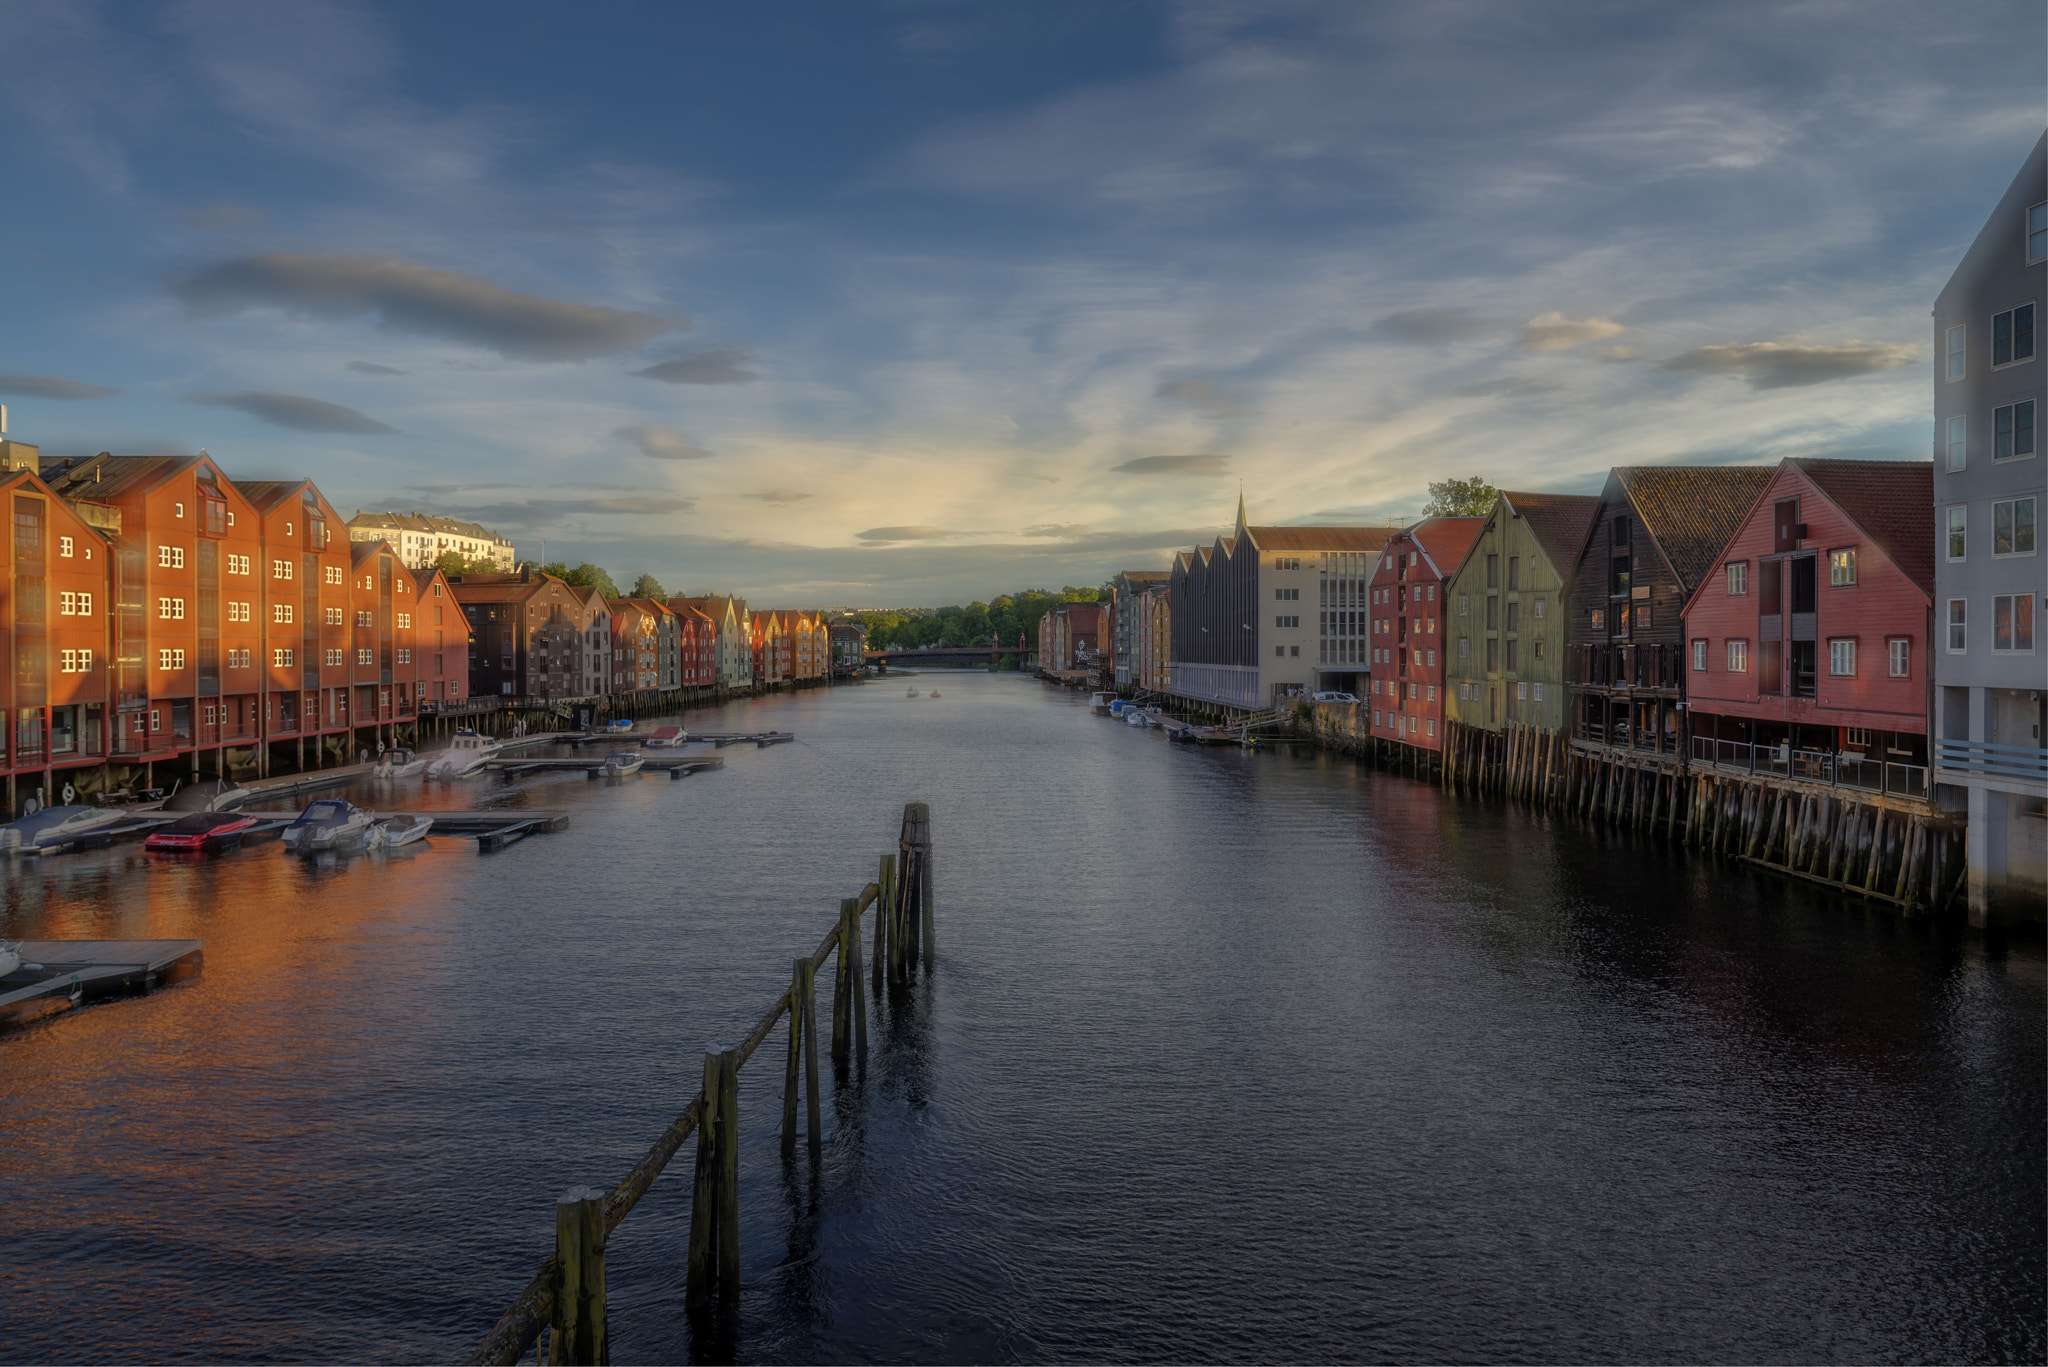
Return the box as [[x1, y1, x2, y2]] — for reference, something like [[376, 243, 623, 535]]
[[1313, 691, 1359, 703]]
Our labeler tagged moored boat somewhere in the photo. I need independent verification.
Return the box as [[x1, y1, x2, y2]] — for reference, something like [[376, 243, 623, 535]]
[[145, 811, 260, 852], [426, 731, 502, 779], [1090, 691, 1114, 714], [593, 752, 645, 778], [374, 747, 427, 778], [0, 805, 125, 852], [606, 718, 635, 733], [163, 776, 250, 812], [281, 799, 375, 852], [366, 814, 433, 850], [644, 726, 686, 747]]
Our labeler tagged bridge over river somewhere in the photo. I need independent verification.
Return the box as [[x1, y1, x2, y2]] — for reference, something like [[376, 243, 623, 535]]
[[863, 643, 1039, 670]]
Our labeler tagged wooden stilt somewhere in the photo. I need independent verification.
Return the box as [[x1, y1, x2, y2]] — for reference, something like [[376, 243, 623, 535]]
[[549, 1187, 607, 1366], [685, 1046, 739, 1318]]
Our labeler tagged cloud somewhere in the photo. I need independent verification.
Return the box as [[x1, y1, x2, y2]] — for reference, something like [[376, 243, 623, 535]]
[[1592, 344, 1645, 362], [1518, 312, 1628, 353], [635, 347, 758, 385], [1373, 309, 1505, 346], [345, 360, 406, 375], [186, 389, 395, 434], [1658, 341, 1917, 390], [742, 489, 811, 505], [617, 424, 714, 460], [1023, 523, 1090, 538], [184, 204, 266, 229], [1154, 378, 1241, 417], [0, 374, 122, 400], [1111, 454, 1229, 476], [172, 254, 680, 361], [1450, 376, 1560, 399], [445, 494, 694, 526], [857, 525, 954, 543]]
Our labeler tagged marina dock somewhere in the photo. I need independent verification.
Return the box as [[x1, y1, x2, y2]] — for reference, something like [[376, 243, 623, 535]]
[[490, 757, 723, 780], [0, 939, 204, 1027]]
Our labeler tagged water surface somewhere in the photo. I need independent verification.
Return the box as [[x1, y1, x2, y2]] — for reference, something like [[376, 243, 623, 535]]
[[3, 672, 2041, 1363]]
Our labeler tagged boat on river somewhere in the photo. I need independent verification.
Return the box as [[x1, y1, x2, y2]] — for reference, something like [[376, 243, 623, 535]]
[[427, 731, 502, 778], [606, 718, 635, 733], [0, 805, 125, 852], [644, 726, 686, 747], [163, 777, 250, 812], [906, 685, 920, 697], [593, 752, 644, 778], [1090, 691, 1114, 714], [366, 814, 433, 850], [374, 747, 427, 778], [281, 799, 375, 852], [144, 811, 259, 853]]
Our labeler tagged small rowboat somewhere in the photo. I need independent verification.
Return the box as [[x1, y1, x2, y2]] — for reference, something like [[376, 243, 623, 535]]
[[145, 811, 259, 853]]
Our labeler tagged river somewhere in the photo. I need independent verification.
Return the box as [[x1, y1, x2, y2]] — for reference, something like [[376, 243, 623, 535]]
[[2, 671, 2042, 1364]]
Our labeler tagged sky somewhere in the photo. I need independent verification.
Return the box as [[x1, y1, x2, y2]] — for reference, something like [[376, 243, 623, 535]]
[[1, 1, 2042, 607]]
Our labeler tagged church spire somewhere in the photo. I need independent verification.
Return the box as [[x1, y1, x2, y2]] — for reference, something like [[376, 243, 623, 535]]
[[1235, 484, 1247, 537]]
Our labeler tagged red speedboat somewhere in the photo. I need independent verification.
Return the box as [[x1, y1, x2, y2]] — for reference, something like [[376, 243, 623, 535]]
[[144, 811, 259, 852]]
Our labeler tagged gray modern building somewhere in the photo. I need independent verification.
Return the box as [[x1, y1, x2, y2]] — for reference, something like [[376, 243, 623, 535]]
[[1932, 131, 2047, 923], [1112, 570, 1168, 687]]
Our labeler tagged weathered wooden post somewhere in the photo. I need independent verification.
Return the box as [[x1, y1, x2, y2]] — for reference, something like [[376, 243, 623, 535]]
[[831, 897, 866, 1061], [550, 1186, 607, 1365], [686, 1046, 740, 1318], [780, 957, 822, 1161], [873, 854, 894, 990]]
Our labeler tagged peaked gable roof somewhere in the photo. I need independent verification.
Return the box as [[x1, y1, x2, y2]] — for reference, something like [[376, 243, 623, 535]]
[[1614, 465, 1775, 594], [1245, 524, 1399, 554], [1500, 491, 1600, 577], [1786, 458, 1936, 593]]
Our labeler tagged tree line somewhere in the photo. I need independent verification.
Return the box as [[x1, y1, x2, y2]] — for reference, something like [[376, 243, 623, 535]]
[[855, 584, 1110, 651]]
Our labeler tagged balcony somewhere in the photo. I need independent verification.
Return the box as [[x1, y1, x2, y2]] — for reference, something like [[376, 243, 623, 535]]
[[1935, 739, 2048, 786], [1572, 642, 1683, 691], [1691, 736, 1929, 800]]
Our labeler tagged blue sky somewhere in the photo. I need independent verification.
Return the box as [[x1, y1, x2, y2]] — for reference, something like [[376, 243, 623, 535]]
[[2, 1, 2041, 605]]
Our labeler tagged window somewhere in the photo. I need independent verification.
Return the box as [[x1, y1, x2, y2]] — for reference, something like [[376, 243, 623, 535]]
[[358, 648, 374, 665], [1274, 615, 1300, 628], [1632, 602, 1650, 632], [1532, 682, 1544, 702], [1458, 637, 1468, 659], [1947, 599, 1966, 652], [174, 502, 184, 518], [274, 648, 294, 667], [1590, 608, 1605, 633], [1274, 645, 1285, 658], [326, 607, 343, 625], [2031, 202, 2048, 263], [156, 648, 186, 670], [1727, 639, 1749, 672], [357, 610, 373, 627], [1992, 303, 2035, 367], [157, 544, 185, 568], [1948, 506, 1968, 559], [1888, 638, 1910, 677], [1829, 548, 1857, 585], [1995, 400, 2036, 461], [1946, 324, 1966, 379], [325, 649, 342, 666], [1829, 639, 1855, 676], [159, 597, 184, 619], [227, 554, 248, 574], [58, 535, 72, 557], [59, 591, 76, 615], [1486, 553, 1499, 588], [1532, 598, 1544, 620], [274, 559, 293, 579], [1725, 562, 1747, 595], [274, 603, 293, 623], [1692, 638, 1707, 671], [326, 566, 343, 584], [1994, 594, 2037, 652], [1533, 638, 1544, 661], [1993, 497, 2036, 555], [1458, 594, 1467, 615], [1946, 415, 1967, 470]]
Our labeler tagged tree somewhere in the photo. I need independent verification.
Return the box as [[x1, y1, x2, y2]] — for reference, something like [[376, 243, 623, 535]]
[[630, 572, 665, 599], [434, 549, 482, 576], [1422, 476, 1498, 517], [542, 561, 620, 598]]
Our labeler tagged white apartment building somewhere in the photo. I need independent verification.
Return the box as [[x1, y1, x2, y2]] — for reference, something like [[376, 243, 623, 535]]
[[347, 510, 516, 571]]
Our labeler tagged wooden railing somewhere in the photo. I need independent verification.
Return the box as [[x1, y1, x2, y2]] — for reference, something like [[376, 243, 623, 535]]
[[466, 802, 934, 1366]]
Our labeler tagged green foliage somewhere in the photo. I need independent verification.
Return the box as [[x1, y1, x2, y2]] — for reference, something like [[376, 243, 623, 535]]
[[856, 588, 1074, 651], [629, 572, 665, 599], [539, 560, 621, 598], [1422, 476, 1498, 518], [434, 549, 484, 575]]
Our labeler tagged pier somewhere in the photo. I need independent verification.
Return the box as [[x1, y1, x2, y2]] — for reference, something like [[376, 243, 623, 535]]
[[0, 939, 205, 1027]]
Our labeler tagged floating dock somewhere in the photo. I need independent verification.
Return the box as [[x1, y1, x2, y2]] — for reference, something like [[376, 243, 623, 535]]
[[239, 809, 572, 854], [489, 757, 723, 780], [562, 730, 794, 749], [0, 939, 204, 1027]]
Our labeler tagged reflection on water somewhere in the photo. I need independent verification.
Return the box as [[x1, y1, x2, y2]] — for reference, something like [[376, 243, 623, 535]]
[[2, 674, 2042, 1364]]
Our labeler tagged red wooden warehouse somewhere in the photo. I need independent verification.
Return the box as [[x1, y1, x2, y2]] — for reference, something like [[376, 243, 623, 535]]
[[1680, 458, 1935, 788], [1367, 516, 1485, 754]]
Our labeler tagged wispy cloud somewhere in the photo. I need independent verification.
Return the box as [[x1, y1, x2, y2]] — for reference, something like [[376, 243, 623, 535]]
[[1023, 523, 1089, 538], [1154, 378, 1241, 417], [1373, 309, 1505, 346], [1111, 454, 1229, 476], [172, 254, 681, 361], [0, 374, 122, 400], [742, 488, 811, 504], [444, 493, 694, 526], [1518, 312, 1627, 353], [186, 389, 395, 434], [1659, 341, 1917, 389], [857, 525, 954, 543], [345, 360, 406, 375], [617, 424, 714, 460], [184, 203, 266, 229], [635, 347, 758, 385]]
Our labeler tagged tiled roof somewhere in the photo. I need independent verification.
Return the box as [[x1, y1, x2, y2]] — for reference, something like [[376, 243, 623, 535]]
[[1501, 491, 1600, 577], [40, 453, 197, 500], [231, 479, 310, 513], [1413, 516, 1486, 573], [1118, 569, 1170, 583], [1616, 465, 1775, 594], [1788, 458, 1936, 593], [1247, 524, 1399, 553]]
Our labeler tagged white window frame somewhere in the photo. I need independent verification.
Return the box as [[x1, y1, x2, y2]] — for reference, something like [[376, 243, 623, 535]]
[[1994, 400, 2037, 462], [1947, 599, 1967, 653], [1828, 638, 1855, 676], [1828, 547, 1857, 586], [2030, 201, 2047, 265], [1726, 639, 1748, 673], [1888, 638, 1910, 678], [1946, 324, 1967, 380], [1992, 593, 2037, 653], [1692, 638, 1707, 671], [58, 535, 72, 558], [1992, 497, 2037, 557], [1947, 505, 1967, 560], [1991, 301, 2036, 370], [1946, 415, 1967, 471]]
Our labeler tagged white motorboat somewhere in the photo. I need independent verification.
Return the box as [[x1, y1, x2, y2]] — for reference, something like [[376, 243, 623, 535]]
[[1125, 707, 1152, 726], [374, 748, 428, 779], [0, 805, 125, 852], [281, 799, 377, 852], [644, 726, 686, 748], [906, 686, 920, 697], [163, 777, 251, 812], [592, 752, 644, 778], [366, 814, 433, 850], [427, 731, 502, 779], [1090, 691, 1114, 714]]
